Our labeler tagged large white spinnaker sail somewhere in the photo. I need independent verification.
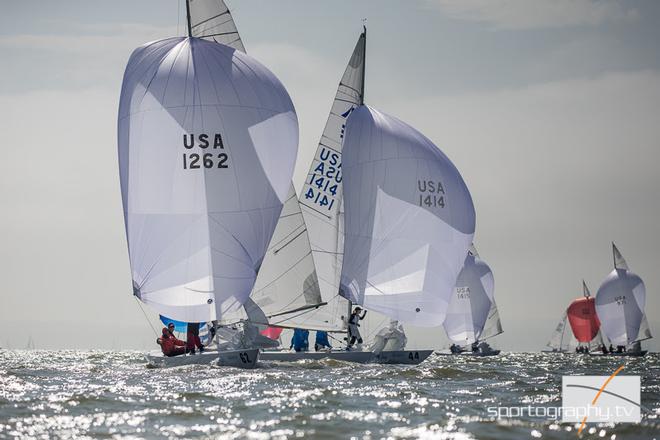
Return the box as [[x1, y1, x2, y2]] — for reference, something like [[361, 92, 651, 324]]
[[118, 36, 298, 323], [443, 245, 501, 344], [595, 243, 646, 346], [298, 29, 367, 329], [340, 105, 476, 326], [188, 0, 245, 51]]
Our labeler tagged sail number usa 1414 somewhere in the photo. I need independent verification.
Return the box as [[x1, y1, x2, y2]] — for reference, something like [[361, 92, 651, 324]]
[[182, 133, 229, 170], [417, 180, 446, 208]]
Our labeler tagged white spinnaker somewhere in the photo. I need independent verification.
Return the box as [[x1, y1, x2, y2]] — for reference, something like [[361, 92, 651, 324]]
[[595, 247, 646, 346], [189, 0, 245, 52], [298, 30, 366, 328], [443, 248, 496, 345], [340, 105, 476, 326], [118, 37, 298, 323]]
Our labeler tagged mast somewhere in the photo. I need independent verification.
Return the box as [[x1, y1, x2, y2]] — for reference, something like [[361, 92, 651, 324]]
[[360, 25, 366, 105], [185, 0, 192, 37]]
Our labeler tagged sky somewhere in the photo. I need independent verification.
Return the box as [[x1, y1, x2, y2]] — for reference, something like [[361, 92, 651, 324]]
[[1, 0, 659, 351]]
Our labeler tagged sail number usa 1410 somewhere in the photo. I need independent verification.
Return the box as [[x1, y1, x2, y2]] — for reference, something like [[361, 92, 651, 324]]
[[182, 133, 229, 170]]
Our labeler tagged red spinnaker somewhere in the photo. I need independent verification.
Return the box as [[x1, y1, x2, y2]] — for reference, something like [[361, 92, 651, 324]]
[[567, 297, 601, 342]]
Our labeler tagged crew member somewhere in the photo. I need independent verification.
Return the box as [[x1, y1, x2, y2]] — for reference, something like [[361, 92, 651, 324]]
[[314, 331, 332, 351], [347, 307, 367, 350], [157, 326, 186, 357], [186, 323, 204, 354]]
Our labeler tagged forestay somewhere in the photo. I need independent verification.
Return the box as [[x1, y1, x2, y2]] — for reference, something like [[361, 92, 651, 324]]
[[118, 37, 298, 323], [340, 105, 476, 326], [595, 244, 646, 346], [444, 246, 499, 344], [299, 30, 367, 329]]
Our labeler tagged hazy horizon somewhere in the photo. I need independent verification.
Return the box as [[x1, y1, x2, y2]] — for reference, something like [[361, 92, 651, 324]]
[[1, 0, 659, 352]]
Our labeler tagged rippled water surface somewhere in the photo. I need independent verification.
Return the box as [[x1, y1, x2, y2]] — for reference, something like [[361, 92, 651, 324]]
[[0, 350, 658, 439]]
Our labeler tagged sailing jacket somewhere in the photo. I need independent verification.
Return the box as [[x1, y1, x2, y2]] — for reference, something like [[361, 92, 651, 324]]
[[160, 334, 186, 356]]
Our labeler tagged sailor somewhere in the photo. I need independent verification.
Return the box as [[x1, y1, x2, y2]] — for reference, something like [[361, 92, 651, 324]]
[[314, 331, 332, 351], [450, 343, 461, 354], [346, 307, 367, 350], [157, 327, 186, 357], [471, 342, 479, 353], [290, 328, 309, 352], [186, 323, 204, 355], [608, 344, 614, 353]]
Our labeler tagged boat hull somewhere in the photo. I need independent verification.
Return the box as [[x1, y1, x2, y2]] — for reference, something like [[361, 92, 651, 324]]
[[436, 350, 501, 357], [589, 350, 648, 357], [145, 348, 260, 369], [259, 349, 433, 365]]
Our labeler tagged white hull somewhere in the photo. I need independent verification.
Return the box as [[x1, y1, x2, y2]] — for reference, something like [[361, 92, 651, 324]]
[[436, 349, 501, 357], [144, 348, 259, 369], [259, 349, 433, 365]]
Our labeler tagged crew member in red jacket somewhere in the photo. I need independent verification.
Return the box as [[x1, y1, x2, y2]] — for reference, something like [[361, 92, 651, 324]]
[[186, 323, 204, 354], [157, 324, 186, 357]]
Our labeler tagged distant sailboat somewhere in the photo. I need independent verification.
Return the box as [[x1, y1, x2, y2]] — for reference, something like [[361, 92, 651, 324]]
[[118, 0, 298, 368], [566, 281, 601, 352], [441, 245, 502, 356], [543, 281, 603, 354], [592, 243, 652, 356], [543, 312, 573, 353]]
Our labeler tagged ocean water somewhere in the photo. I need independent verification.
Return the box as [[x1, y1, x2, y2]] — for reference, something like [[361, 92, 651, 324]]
[[0, 350, 658, 439]]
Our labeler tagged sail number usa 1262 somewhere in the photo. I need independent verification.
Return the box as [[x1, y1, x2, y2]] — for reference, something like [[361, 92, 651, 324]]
[[182, 133, 229, 170]]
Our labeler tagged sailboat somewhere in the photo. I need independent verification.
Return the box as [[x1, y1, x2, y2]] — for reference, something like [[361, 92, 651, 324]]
[[542, 281, 603, 354], [439, 245, 502, 356], [591, 243, 652, 357], [259, 28, 424, 364], [118, 0, 299, 368], [543, 312, 573, 353]]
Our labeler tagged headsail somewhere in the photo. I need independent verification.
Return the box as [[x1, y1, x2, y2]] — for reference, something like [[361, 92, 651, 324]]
[[567, 283, 600, 344], [595, 244, 646, 346], [299, 29, 367, 328], [443, 245, 499, 344], [188, 0, 245, 52], [118, 37, 299, 323], [635, 314, 653, 343], [340, 105, 476, 326]]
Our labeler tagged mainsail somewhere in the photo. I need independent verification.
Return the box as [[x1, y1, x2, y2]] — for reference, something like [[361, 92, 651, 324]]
[[190, 0, 328, 331], [118, 36, 299, 323], [340, 105, 476, 326], [595, 243, 646, 346], [546, 313, 575, 351], [443, 245, 501, 344], [566, 281, 601, 344], [299, 29, 367, 329], [188, 0, 245, 51]]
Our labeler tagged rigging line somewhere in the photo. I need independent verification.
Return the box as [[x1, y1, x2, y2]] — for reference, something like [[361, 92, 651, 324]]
[[135, 297, 159, 337], [191, 11, 230, 29], [273, 229, 306, 254], [177, 0, 181, 36]]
